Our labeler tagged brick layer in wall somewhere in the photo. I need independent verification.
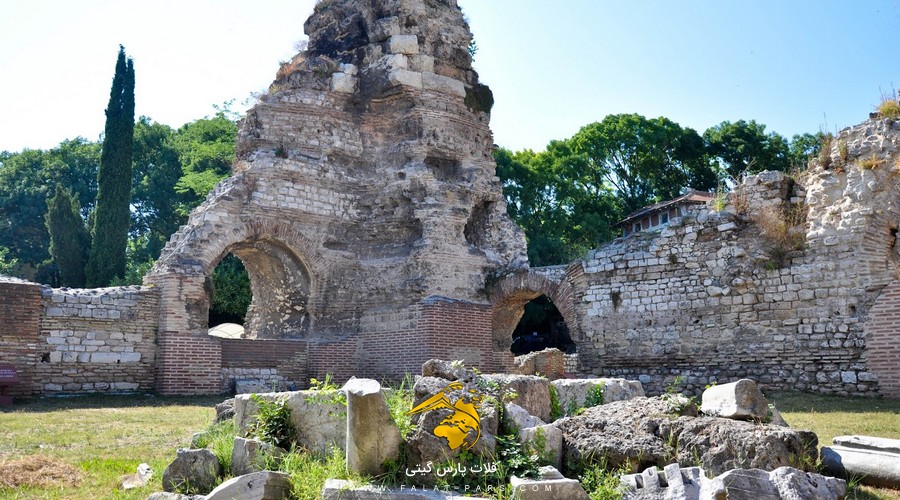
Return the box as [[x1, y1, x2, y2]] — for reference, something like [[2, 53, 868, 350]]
[[220, 338, 309, 390], [0, 281, 42, 397], [156, 333, 223, 395], [864, 280, 900, 398]]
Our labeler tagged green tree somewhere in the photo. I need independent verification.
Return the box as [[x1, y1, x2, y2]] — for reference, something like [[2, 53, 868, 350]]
[[788, 132, 822, 172], [0, 139, 99, 278], [131, 117, 185, 260], [703, 120, 791, 179], [209, 254, 252, 325], [173, 111, 238, 207], [569, 114, 715, 214], [86, 45, 135, 286], [45, 185, 91, 287]]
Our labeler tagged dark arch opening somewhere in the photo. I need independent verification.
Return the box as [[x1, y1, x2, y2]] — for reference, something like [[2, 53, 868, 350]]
[[510, 295, 575, 355], [208, 253, 251, 327]]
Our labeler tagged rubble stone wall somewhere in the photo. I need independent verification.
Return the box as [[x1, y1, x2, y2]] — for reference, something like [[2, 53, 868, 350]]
[[35, 286, 158, 394], [566, 117, 900, 397]]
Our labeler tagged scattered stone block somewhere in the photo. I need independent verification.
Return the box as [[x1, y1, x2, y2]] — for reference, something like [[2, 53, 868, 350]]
[[503, 403, 545, 431], [205, 471, 291, 500], [161, 448, 221, 494], [551, 378, 644, 416], [701, 466, 846, 500], [422, 359, 474, 382], [120, 462, 152, 490], [232, 437, 285, 476], [146, 493, 204, 500], [514, 349, 565, 380], [214, 398, 235, 424], [511, 466, 589, 500], [822, 435, 900, 489], [482, 374, 551, 422], [234, 391, 345, 453], [519, 424, 562, 469], [342, 378, 401, 476], [700, 379, 768, 420]]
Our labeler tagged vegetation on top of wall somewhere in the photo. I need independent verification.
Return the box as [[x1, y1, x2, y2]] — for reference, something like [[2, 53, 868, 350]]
[[877, 98, 900, 119], [754, 203, 808, 269]]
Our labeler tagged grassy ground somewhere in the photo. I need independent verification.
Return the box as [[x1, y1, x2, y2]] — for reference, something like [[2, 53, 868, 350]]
[[0, 394, 221, 499], [771, 391, 900, 500], [0, 391, 898, 499]]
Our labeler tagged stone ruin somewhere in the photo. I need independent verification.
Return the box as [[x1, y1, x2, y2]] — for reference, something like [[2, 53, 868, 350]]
[[1, 0, 900, 400]]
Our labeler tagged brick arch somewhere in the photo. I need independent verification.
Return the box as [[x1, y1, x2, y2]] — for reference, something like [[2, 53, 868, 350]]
[[148, 218, 333, 338], [487, 269, 579, 357], [864, 279, 900, 397]]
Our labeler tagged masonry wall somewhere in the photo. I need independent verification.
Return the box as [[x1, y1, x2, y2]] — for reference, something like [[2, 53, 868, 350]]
[[220, 338, 308, 392], [34, 286, 159, 394], [0, 279, 42, 397], [570, 163, 897, 397]]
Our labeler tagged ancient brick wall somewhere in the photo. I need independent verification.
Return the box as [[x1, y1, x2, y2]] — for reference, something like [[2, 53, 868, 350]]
[[35, 286, 159, 394], [0, 278, 42, 397], [220, 338, 308, 392], [155, 333, 221, 395]]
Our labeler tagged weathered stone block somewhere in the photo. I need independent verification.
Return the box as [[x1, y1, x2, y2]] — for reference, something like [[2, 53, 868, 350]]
[[161, 448, 221, 494], [388, 69, 423, 89], [234, 391, 345, 453], [822, 435, 900, 489], [700, 379, 768, 420], [482, 374, 551, 422], [389, 34, 419, 54], [421, 72, 465, 97], [519, 424, 562, 469], [551, 378, 644, 416], [342, 378, 401, 476], [331, 72, 357, 94], [511, 466, 589, 500], [205, 471, 291, 500]]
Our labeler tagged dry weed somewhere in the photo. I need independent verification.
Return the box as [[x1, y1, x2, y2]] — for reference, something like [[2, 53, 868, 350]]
[[0, 455, 83, 488]]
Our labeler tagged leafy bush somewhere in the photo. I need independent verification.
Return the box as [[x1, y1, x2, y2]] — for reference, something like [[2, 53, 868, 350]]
[[584, 384, 604, 408], [579, 462, 625, 500], [246, 394, 296, 450], [549, 384, 563, 421], [305, 374, 347, 407]]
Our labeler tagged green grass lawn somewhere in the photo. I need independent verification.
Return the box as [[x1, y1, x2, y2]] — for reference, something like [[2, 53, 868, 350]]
[[0, 391, 898, 499], [0, 394, 221, 499]]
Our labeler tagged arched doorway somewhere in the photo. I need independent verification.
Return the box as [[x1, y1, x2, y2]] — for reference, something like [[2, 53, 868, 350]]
[[207, 238, 312, 339], [510, 295, 576, 355]]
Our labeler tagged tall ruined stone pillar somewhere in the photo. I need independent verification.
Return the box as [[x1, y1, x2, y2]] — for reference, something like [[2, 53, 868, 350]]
[[147, 0, 527, 392]]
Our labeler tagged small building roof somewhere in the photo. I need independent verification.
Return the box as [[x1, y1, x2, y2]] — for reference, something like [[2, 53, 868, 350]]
[[615, 190, 714, 228]]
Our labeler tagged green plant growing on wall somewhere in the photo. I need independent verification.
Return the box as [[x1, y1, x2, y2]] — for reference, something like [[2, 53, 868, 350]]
[[247, 394, 297, 450], [549, 384, 563, 421]]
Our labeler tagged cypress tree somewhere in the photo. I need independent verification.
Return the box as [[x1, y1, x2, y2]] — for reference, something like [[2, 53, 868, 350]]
[[86, 45, 135, 286], [45, 185, 91, 287]]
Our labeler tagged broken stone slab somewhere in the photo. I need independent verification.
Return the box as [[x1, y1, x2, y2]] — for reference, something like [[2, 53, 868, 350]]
[[519, 424, 562, 469], [700, 379, 769, 420], [161, 448, 221, 494], [822, 435, 900, 488], [205, 471, 291, 500], [513, 348, 565, 380], [551, 378, 644, 416], [503, 403, 545, 431], [510, 466, 589, 500], [214, 399, 234, 424], [232, 437, 286, 476], [342, 377, 401, 476], [331, 72, 357, 94], [120, 462, 152, 490], [236, 379, 277, 395], [700, 466, 846, 500], [481, 374, 551, 422], [620, 463, 704, 500], [234, 390, 345, 453], [557, 396, 817, 476], [321, 478, 490, 499], [421, 359, 475, 382]]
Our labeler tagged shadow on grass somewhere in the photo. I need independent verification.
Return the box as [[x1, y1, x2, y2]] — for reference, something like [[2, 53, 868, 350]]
[[1, 393, 226, 413], [768, 391, 900, 414]]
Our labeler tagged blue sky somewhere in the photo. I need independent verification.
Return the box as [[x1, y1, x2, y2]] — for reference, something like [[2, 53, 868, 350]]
[[1, 1, 898, 153]]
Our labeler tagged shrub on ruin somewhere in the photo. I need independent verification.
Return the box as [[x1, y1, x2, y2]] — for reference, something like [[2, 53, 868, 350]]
[[754, 204, 807, 268], [857, 154, 884, 170], [247, 394, 296, 450], [194, 419, 237, 473], [877, 98, 900, 119]]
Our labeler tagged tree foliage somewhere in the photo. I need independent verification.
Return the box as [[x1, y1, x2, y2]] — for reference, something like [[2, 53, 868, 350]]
[[703, 120, 790, 179], [45, 185, 91, 287], [174, 112, 237, 203], [86, 45, 135, 286]]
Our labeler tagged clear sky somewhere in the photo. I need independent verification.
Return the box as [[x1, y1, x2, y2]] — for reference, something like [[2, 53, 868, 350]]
[[2, 1, 898, 154]]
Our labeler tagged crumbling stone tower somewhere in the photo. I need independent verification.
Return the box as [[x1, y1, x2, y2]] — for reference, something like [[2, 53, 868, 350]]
[[146, 0, 527, 393]]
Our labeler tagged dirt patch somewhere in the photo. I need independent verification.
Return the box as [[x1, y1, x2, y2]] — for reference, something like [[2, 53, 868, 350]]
[[0, 455, 83, 488]]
